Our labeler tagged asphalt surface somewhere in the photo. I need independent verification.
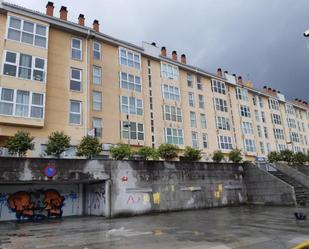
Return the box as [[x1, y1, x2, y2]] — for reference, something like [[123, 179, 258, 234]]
[[0, 206, 309, 249]]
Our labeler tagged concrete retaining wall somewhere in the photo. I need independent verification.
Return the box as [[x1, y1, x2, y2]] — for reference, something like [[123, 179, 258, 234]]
[[244, 164, 296, 205]]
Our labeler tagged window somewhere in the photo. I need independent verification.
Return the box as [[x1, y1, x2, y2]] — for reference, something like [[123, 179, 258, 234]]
[[120, 72, 141, 92], [119, 48, 141, 69], [272, 114, 282, 125], [242, 122, 254, 135], [70, 68, 82, 91], [216, 116, 230, 131], [71, 38, 82, 60], [93, 91, 102, 111], [215, 98, 228, 112], [164, 128, 184, 145], [93, 117, 102, 138], [7, 16, 48, 48], [200, 114, 207, 129], [190, 111, 196, 128], [244, 139, 256, 153], [263, 127, 268, 139], [258, 96, 263, 108], [253, 96, 257, 106], [93, 41, 101, 60], [0, 87, 44, 119], [257, 125, 262, 138], [211, 79, 226, 94], [286, 104, 295, 115], [121, 96, 143, 115], [162, 84, 180, 101], [276, 144, 287, 152], [268, 99, 279, 110], [260, 142, 265, 154], [198, 94, 205, 109], [93, 66, 102, 85], [163, 105, 182, 122], [290, 132, 299, 143], [3, 51, 46, 82], [240, 105, 251, 117], [70, 100, 81, 124], [261, 111, 266, 123], [218, 135, 233, 150], [192, 132, 198, 148], [287, 118, 297, 129], [161, 62, 179, 80], [236, 87, 248, 101], [188, 92, 195, 107], [202, 133, 208, 148], [273, 128, 285, 140], [255, 110, 261, 122], [122, 121, 144, 141], [187, 73, 193, 87], [0, 88, 14, 115], [197, 76, 202, 90]]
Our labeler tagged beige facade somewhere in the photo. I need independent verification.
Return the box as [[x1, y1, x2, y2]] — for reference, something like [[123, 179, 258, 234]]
[[0, 2, 308, 160]]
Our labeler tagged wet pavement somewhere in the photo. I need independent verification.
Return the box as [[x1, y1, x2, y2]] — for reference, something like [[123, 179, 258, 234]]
[[0, 206, 309, 249]]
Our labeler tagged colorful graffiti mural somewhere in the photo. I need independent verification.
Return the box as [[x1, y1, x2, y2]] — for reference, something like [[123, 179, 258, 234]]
[[7, 189, 65, 220]]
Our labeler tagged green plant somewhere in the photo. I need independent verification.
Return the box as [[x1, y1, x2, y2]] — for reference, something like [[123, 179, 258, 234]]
[[5, 131, 34, 157], [157, 143, 179, 161], [45, 131, 71, 158], [110, 144, 131, 160], [212, 150, 224, 163], [279, 149, 294, 165], [228, 148, 243, 163], [267, 151, 281, 163], [182, 146, 202, 162], [76, 136, 102, 159], [293, 152, 307, 165], [137, 146, 157, 160]]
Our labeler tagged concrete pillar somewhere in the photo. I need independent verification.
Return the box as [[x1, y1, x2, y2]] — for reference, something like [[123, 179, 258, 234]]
[[105, 180, 112, 218]]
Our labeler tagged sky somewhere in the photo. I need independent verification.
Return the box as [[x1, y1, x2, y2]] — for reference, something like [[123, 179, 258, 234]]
[[8, 0, 309, 102]]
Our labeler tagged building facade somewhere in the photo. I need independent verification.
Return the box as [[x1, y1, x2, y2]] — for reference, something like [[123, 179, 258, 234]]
[[0, 1, 308, 160]]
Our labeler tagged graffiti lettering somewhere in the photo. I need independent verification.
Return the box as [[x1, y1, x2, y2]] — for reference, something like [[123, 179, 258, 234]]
[[127, 194, 141, 205], [7, 189, 65, 220]]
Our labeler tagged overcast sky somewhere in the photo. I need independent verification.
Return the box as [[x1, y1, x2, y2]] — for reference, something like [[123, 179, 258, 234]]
[[9, 0, 309, 101]]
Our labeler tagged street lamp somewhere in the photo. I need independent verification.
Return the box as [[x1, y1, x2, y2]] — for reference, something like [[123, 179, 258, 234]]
[[304, 29, 309, 37]]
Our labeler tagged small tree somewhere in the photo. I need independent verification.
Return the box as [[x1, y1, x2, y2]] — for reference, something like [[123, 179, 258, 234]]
[[228, 148, 243, 163], [76, 136, 102, 159], [110, 144, 131, 160], [279, 149, 294, 165], [5, 131, 34, 157], [212, 150, 224, 163], [45, 131, 71, 158], [293, 152, 307, 165], [157, 144, 179, 161], [268, 151, 281, 163], [137, 146, 156, 160], [182, 146, 202, 162]]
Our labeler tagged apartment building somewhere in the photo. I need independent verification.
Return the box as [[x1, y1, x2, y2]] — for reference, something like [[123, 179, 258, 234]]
[[0, 1, 308, 160]]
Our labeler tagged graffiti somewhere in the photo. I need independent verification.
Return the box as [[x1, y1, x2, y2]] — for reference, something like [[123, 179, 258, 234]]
[[7, 189, 65, 220], [153, 192, 160, 205], [64, 191, 78, 213], [127, 194, 141, 205], [91, 191, 105, 210], [0, 193, 8, 218]]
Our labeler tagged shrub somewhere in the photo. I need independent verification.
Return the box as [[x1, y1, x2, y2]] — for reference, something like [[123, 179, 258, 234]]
[[110, 144, 131, 160], [157, 144, 179, 161], [228, 148, 243, 163], [182, 146, 202, 162], [293, 152, 307, 165], [212, 150, 224, 163], [279, 149, 294, 165], [137, 146, 156, 160], [76, 136, 102, 159], [45, 131, 71, 158], [267, 151, 281, 163], [5, 131, 34, 157]]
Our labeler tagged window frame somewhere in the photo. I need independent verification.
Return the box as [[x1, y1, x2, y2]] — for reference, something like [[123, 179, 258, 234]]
[[93, 41, 101, 60], [71, 37, 82, 60], [70, 67, 82, 92], [69, 100, 82, 125], [119, 47, 141, 70]]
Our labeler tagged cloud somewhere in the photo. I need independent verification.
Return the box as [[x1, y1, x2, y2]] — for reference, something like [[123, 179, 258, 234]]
[[8, 0, 309, 101]]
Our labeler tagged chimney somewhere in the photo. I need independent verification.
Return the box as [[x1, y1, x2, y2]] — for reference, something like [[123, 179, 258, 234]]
[[93, 20, 100, 32], [172, 51, 177, 61], [161, 47, 167, 57], [238, 76, 243, 84], [46, 2, 54, 16], [151, 42, 156, 46], [60, 6, 68, 21], [217, 68, 222, 77], [78, 14, 85, 26], [181, 54, 186, 64]]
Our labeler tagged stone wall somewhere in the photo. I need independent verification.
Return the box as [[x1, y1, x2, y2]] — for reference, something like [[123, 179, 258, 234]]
[[244, 164, 296, 205]]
